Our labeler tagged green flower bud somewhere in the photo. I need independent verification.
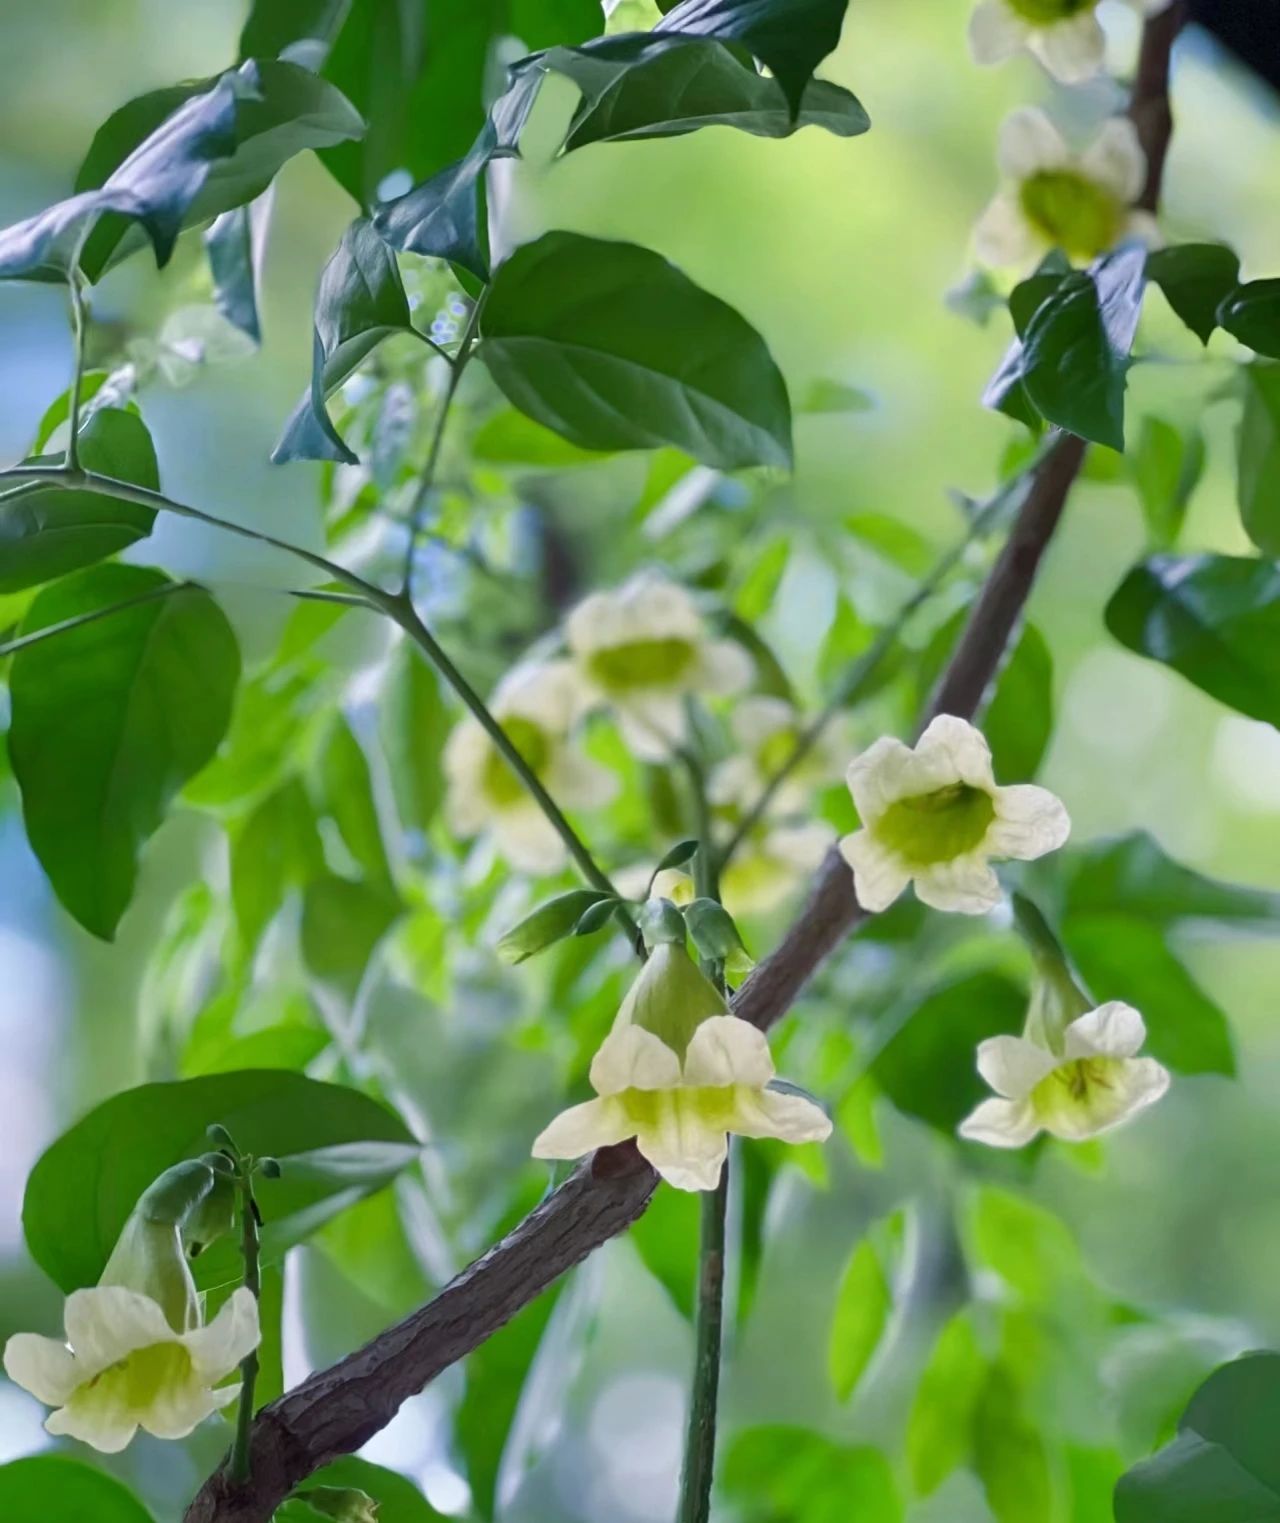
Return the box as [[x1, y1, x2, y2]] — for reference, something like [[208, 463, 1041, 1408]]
[[98, 1213, 200, 1333], [257, 1156, 282, 1179], [293, 1486, 379, 1523], [206, 1123, 238, 1155], [639, 896, 686, 949], [683, 898, 752, 972], [615, 941, 727, 1059], [184, 1171, 238, 1259]]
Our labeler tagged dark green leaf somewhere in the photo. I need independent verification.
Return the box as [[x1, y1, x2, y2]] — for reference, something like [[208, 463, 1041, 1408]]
[[1146, 243, 1240, 345], [301, 874, 402, 1000], [1106, 554, 1280, 727], [0, 1457, 153, 1523], [372, 125, 495, 281], [574, 896, 622, 935], [1062, 831, 1280, 926], [654, 837, 700, 876], [722, 1425, 902, 1523], [497, 889, 615, 963], [273, 217, 418, 464], [1115, 1353, 1280, 1522], [238, 0, 350, 59], [1237, 364, 1280, 555], [479, 231, 792, 469], [1130, 415, 1203, 550], [23, 1070, 419, 1294], [0, 407, 158, 592], [205, 204, 263, 343], [1218, 279, 1280, 357], [655, 0, 852, 117], [828, 1235, 892, 1401], [871, 973, 1027, 1135], [8, 567, 239, 939]]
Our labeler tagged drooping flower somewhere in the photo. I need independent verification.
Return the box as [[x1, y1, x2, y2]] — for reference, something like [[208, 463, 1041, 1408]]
[[969, 0, 1171, 85], [532, 939, 831, 1190], [959, 1001, 1170, 1147], [720, 820, 835, 916], [3, 1285, 260, 1453], [708, 696, 846, 818], [565, 571, 753, 761], [839, 715, 1069, 915], [974, 107, 1160, 269], [444, 660, 617, 873]]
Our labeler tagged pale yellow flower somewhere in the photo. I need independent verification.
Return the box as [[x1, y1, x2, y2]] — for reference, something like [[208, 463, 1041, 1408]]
[[565, 571, 752, 761], [532, 943, 830, 1190], [708, 696, 845, 819], [975, 107, 1160, 269], [970, 0, 1171, 85], [839, 715, 1068, 915], [959, 1002, 1170, 1146], [444, 660, 617, 873]]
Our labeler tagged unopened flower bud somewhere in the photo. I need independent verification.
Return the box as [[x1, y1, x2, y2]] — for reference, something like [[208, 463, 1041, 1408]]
[[294, 1486, 379, 1523], [639, 896, 686, 950]]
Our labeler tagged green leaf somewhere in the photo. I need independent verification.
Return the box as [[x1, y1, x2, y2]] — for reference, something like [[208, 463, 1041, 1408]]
[[319, 717, 394, 887], [1059, 913, 1235, 1076], [230, 775, 325, 952], [471, 408, 606, 466], [547, 36, 869, 151], [497, 889, 615, 964], [1236, 364, 1280, 555], [871, 973, 1028, 1135], [828, 1236, 892, 1401], [0, 1457, 153, 1523], [799, 377, 875, 414], [1145, 243, 1240, 345], [1115, 1352, 1280, 1522], [301, 874, 402, 1001], [654, 0, 853, 118], [631, 1181, 698, 1317], [479, 231, 792, 469], [1218, 279, 1280, 358], [907, 1311, 986, 1495], [23, 1069, 419, 1294], [974, 1365, 1053, 1523], [274, 217, 418, 464], [292, 1459, 448, 1523], [1130, 415, 1203, 550], [380, 647, 448, 835], [722, 1426, 902, 1523], [574, 896, 622, 935], [0, 407, 158, 592], [1106, 553, 1280, 727], [205, 204, 263, 343], [372, 125, 496, 281], [1062, 831, 1280, 926], [8, 567, 239, 939]]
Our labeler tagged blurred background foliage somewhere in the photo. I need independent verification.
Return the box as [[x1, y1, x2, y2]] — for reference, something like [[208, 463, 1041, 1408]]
[[1, 2, 1279, 1521]]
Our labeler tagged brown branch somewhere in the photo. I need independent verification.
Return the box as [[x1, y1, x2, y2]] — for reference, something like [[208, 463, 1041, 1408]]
[[185, 13, 1185, 1519]]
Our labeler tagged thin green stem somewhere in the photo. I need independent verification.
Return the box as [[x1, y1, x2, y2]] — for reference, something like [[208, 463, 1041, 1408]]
[[677, 1154, 728, 1523], [0, 580, 196, 658], [682, 743, 720, 904], [402, 293, 486, 597], [718, 459, 1043, 870], [230, 1173, 261, 1484], [65, 277, 89, 469]]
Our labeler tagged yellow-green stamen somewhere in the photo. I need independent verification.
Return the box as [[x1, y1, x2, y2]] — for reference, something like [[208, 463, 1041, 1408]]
[[588, 638, 697, 691], [876, 782, 996, 865], [1019, 170, 1123, 260], [483, 716, 550, 806]]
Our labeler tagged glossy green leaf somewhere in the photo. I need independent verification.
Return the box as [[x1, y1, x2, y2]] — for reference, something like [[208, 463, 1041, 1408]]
[[1237, 364, 1280, 555], [0, 1457, 153, 1523], [871, 973, 1028, 1135], [828, 1236, 892, 1401], [288, 1458, 448, 1523], [722, 1426, 902, 1523], [1062, 831, 1280, 925], [301, 874, 402, 1000], [654, 0, 853, 117], [23, 1069, 419, 1294], [1218, 279, 1280, 357], [205, 203, 263, 343], [274, 217, 419, 464], [372, 126, 495, 281], [230, 775, 325, 952], [0, 407, 158, 592], [1130, 414, 1203, 550], [8, 567, 239, 939], [1116, 1352, 1280, 1521], [479, 231, 792, 469], [1145, 243, 1240, 345], [319, 717, 394, 887], [1106, 554, 1280, 727], [907, 1311, 986, 1495], [471, 408, 606, 466], [497, 890, 616, 964]]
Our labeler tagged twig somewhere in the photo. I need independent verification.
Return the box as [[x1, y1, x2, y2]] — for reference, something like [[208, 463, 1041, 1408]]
[[0, 579, 197, 658], [677, 1164, 728, 1523], [65, 277, 89, 469], [230, 1178, 262, 1484]]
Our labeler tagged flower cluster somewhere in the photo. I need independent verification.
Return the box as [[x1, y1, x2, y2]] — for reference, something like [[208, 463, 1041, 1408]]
[[970, 0, 1170, 85]]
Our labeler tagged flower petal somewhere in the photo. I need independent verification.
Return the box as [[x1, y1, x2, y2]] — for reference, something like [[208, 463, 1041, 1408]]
[[915, 716, 996, 792], [1123, 209, 1163, 249], [590, 1024, 682, 1095], [184, 1288, 260, 1382], [976, 1034, 1061, 1099], [845, 736, 917, 822], [617, 694, 687, 761], [1036, 1056, 1170, 1141], [45, 1400, 139, 1454], [633, 1092, 728, 1191], [1063, 1001, 1147, 1059], [696, 639, 754, 697], [1028, 12, 1107, 84], [495, 804, 567, 875], [139, 1383, 223, 1441], [969, 1, 1028, 65], [986, 783, 1071, 861], [493, 659, 579, 731], [1080, 117, 1147, 203], [682, 1015, 775, 1089], [3, 1333, 80, 1406], [765, 821, 835, 870], [64, 1287, 174, 1375], [544, 748, 619, 810], [731, 695, 793, 749], [974, 192, 1041, 269], [839, 830, 912, 913], [959, 1096, 1041, 1148], [913, 854, 1002, 915], [729, 1086, 833, 1144], [997, 106, 1070, 181], [532, 1096, 634, 1160]]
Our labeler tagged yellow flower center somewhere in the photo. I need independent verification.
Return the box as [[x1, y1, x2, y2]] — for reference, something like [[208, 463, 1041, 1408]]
[[875, 782, 996, 866], [588, 638, 697, 691], [1031, 1056, 1127, 1130], [1006, 0, 1094, 21], [619, 1085, 739, 1130], [482, 716, 551, 806], [71, 1341, 193, 1419], [756, 728, 800, 775], [1019, 170, 1124, 260]]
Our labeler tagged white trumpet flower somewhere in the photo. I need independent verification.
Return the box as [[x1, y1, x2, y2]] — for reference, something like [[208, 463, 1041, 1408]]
[[566, 571, 752, 761], [708, 696, 846, 819], [974, 107, 1159, 269], [970, 0, 1171, 85], [532, 942, 831, 1190], [839, 715, 1069, 915], [444, 661, 617, 873], [3, 1286, 259, 1453], [959, 1001, 1171, 1146]]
